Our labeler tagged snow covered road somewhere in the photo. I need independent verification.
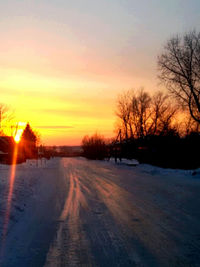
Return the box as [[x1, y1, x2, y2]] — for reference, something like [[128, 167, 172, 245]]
[[1, 158, 200, 266]]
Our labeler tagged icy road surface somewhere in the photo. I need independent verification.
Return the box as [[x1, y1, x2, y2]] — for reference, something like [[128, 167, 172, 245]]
[[1, 157, 200, 267]]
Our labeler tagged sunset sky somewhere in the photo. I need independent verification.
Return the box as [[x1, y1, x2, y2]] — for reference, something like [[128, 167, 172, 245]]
[[0, 0, 200, 145]]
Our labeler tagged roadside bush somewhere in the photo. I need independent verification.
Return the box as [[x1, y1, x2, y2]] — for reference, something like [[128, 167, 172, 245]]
[[82, 134, 107, 160]]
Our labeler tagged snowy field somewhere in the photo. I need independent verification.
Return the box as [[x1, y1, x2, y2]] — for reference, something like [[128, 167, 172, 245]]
[[0, 157, 200, 266]]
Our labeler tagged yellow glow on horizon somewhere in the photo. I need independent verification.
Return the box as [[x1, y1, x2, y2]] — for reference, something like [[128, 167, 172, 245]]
[[0, 59, 150, 145], [0, 68, 117, 145]]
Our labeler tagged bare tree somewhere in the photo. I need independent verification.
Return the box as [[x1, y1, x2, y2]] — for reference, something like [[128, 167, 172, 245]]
[[115, 89, 178, 139], [116, 89, 152, 139], [150, 91, 168, 135], [131, 89, 152, 138], [182, 113, 200, 136], [158, 30, 200, 123], [0, 104, 14, 135], [150, 91, 178, 135], [116, 91, 133, 139]]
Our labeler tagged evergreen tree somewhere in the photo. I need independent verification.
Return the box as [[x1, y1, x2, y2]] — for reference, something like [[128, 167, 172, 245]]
[[21, 123, 37, 144], [21, 123, 37, 159]]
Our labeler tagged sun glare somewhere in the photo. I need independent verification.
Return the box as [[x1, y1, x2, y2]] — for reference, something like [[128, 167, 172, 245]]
[[14, 129, 23, 143], [1, 144, 18, 256]]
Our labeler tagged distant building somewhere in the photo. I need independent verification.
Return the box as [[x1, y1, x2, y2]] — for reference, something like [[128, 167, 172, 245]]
[[0, 136, 15, 163], [0, 136, 29, 164]]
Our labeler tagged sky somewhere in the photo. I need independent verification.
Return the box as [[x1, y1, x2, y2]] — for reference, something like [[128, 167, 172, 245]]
[[0, 0, 200, 145]]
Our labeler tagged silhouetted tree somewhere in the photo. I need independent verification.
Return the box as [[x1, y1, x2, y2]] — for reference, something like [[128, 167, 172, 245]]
[[116, 89, 178, 139], [181, 113, 200, 136], [131, 89, 152, 138], [21, 123, 37, 159], [158, 30, 200, 123], [116, 91, 132, 139], [0, 103, 14, 135], [82, 133, 107, 160], [22, 123, 37, 143], [114, 89, 189, 167], [150, 91, 178, 136]]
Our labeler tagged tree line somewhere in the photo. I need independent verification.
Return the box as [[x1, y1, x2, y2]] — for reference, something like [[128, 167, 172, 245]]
[[82, 30, 200, 169]]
